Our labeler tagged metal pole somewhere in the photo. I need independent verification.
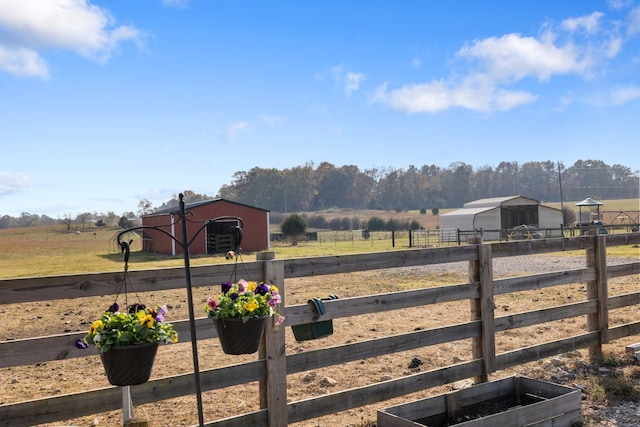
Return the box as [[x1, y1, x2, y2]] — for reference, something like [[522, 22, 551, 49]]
[[122, 386, 133, 422], [558, 161, 565, 226], [180, 194, 205, 427], [115, 199, 240, 426]]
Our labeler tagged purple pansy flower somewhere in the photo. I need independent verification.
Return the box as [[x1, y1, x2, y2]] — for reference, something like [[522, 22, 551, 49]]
[[128, 303, 146, 313], [256, 283, 270, 295], [221, 282, 232, 294], [155, 304, 168, 322]]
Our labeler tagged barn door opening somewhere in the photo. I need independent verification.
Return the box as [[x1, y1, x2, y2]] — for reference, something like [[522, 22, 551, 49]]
[[501, 205, 539, 229], [206, 219, 240, 254]]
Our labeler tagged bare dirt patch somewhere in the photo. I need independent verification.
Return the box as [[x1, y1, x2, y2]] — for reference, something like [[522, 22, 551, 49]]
[[1, 255, 639, 426]]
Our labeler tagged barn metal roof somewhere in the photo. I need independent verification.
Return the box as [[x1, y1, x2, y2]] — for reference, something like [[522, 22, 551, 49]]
[[462, 195, 538, 209], [440, 206, 497, 218], [144, 198, 270, 217]]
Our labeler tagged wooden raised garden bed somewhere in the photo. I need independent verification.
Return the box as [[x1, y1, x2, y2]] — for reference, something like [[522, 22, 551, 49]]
[[377, 376, 582, 427]]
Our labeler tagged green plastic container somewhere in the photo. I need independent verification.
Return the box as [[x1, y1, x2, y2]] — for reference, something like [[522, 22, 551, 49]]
[[291, 295, 338, 341]]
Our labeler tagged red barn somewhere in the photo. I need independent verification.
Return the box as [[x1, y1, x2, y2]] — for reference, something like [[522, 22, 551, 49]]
[[140, 198, 270, 256]]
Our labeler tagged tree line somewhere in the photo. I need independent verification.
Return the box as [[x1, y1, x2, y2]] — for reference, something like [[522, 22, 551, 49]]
[[0, 210, 136, 230], [2, 159, 637, 229], [218, 159, 638, 213]]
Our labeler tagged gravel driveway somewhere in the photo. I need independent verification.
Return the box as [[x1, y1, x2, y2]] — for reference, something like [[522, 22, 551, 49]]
[[417, 254, 638, 278]]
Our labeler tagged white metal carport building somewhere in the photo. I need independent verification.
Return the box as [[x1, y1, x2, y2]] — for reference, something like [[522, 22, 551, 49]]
[[438, 195, 563, 242]]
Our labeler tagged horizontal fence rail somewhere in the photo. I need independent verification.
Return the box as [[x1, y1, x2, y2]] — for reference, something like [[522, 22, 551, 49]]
[[0, 233, 639, 426]]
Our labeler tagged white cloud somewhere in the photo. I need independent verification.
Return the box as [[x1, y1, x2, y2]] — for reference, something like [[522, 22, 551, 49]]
[[372, 11, 627, 114], [0, 45, 49, 78], [555, 95, 575, 111], [373, 80, 451, 113], [605, 37, 624, 58], [330, 66, 365, 96], [0, 0, 145, 78], [259, 114, 283, 126], [344, 72, 365, 96], [608, 0, 634, 10], [0, 171, 31, 195], [373, 76, 537, 114], [561, 12, 604, 33], [457, 33, 589, 82], [628, 6, 640, 35], [224, 121, 251, 141], [492, 88, 539, 111], [310, 103, 331, 116], [162, 0, 191, 8], [330, 65, 345, 81], [607, 85, 640, 105]]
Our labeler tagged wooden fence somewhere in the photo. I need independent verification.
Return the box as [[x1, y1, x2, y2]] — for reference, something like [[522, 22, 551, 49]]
[[1, 233, 639, 426]]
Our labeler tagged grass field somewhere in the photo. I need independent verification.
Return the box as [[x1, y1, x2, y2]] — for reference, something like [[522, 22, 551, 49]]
[[0, 198, 637, 279]]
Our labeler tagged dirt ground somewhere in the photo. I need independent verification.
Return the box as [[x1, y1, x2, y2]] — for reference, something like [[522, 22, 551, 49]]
[[2, 255, 640, 427]]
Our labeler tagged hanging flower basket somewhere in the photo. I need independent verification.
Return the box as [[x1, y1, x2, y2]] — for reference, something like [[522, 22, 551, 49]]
[[78, 303, 178, 386], [205, 279, 285, 355], [76, 241, 178, 386], [100, 342, 159, 386], [214, 316, 268, 355]]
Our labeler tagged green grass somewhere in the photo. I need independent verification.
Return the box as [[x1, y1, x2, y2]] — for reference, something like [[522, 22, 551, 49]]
[[0, 225, 419, 278], [1, 199, 638, 279]]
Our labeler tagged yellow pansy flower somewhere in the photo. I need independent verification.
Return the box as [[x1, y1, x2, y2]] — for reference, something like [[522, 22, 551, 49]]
[[89, 319, 103, 335], [244, 299, 259, 312], [141, 314, 154, 328]]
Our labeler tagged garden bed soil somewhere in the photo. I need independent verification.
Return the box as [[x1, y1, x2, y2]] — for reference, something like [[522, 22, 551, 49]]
[[378, 376, 582, 427]]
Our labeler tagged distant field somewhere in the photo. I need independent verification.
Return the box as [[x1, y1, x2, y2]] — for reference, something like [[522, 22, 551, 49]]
[[543, 198, 639, 212], [0, 197, 637, 279]]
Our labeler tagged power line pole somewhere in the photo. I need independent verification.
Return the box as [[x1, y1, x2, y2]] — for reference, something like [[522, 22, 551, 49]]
[[558, 161, 565, 225]]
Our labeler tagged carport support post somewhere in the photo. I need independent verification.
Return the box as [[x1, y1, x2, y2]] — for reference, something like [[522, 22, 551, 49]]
[[468, 236, 495, 384]]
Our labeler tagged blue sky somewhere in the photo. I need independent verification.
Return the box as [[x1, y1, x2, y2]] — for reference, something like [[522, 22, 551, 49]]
[[1, 0, 639, 218]]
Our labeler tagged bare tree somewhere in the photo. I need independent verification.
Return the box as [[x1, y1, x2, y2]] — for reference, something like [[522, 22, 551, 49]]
[[137, 199, 154, 217]]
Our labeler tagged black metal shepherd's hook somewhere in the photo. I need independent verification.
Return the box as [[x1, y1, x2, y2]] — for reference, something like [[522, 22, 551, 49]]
[[116, 194, 244, 427], [110, 239, 144, 312]]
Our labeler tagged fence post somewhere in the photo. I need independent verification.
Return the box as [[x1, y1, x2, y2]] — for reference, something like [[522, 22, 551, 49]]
[[468, 237, 495, 384], [586, 235, 609, 358], [258, 253, 288, 426]]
